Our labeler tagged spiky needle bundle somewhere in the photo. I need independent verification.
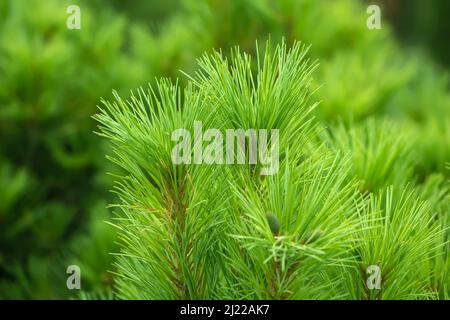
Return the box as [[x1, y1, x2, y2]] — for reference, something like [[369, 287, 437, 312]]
[[95, 41, 449, 300]]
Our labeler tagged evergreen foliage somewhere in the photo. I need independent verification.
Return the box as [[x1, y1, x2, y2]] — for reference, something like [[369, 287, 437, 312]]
[[0, 0, 139, 298], [1, 0, 449, 299], [96, 41, 450, 299]]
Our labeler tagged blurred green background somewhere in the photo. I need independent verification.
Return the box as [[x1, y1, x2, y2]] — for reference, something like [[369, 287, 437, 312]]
[[0, 0, 449, 299]]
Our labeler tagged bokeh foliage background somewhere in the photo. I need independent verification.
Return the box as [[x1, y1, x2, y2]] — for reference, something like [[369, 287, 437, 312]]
[[0, 0, 448, 299]]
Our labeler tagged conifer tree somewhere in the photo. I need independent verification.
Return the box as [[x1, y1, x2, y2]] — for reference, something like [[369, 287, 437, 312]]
[[96, 41, 450, 299]]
